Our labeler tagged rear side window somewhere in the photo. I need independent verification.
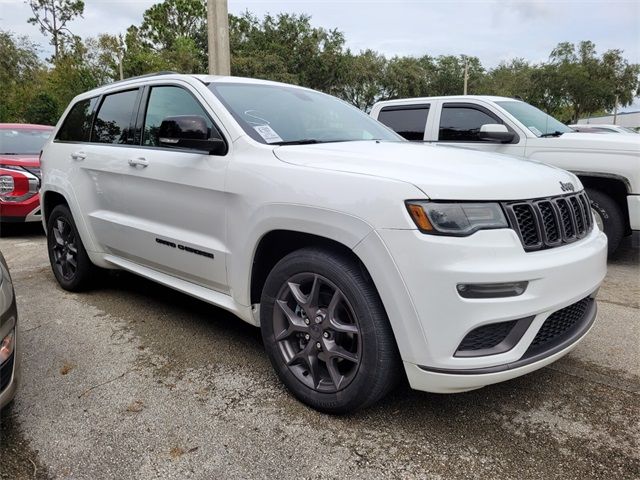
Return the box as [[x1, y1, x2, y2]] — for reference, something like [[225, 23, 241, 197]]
[[55, 97, 98, 142], [377, 105, 429, 141], [92, 89, 139, 144], [142, 86, 221, 147], [438, 104, 502, 142]]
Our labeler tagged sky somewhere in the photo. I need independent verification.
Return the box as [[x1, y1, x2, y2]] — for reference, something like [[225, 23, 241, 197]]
[[1, 0, 639, 108]]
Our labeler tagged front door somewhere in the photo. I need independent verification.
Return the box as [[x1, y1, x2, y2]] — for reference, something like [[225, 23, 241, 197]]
[[98, 84, 230, 293]]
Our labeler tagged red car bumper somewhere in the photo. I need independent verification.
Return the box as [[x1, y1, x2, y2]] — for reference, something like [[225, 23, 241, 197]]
[[0, 192, 41, 222]]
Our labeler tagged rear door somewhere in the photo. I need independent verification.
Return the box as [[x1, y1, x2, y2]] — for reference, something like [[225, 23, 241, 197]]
[[106, 83, 230, 293], [433, 101, 526, 157]]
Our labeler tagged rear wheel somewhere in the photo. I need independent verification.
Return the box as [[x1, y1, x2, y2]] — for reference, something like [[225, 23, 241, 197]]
[[47, 205, 99, 291], [587, 188, 624, 255], [260, 247, 401, 414]]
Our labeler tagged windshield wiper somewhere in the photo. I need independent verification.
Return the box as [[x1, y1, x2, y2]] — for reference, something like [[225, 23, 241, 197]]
[[540, 131, 565, 138], [272, 139, 323, 146]]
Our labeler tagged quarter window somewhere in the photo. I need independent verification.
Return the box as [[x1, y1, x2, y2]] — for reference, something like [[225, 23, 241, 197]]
[[55, 97, 98, 142], [377, 105, 429, 141], [142, 86, 220, 147], [92, 89, 139, 144], [439, 104, 504, 142]]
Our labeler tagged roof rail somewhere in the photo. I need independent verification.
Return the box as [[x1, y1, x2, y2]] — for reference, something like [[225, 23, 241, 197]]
[[102, 71, 181, 87]]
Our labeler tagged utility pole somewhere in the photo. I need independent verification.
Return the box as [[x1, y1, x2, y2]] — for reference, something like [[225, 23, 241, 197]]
[[463, 56, 469, 95], [207, 0, 231, 75], [613, 94, 619, 125]]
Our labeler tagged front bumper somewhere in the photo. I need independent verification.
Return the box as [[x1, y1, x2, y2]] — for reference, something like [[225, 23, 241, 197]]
[[375, 224, 607, 393], [0, 193, 41, 223]]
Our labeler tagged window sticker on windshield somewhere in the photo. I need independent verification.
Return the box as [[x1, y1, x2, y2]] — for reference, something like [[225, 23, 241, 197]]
[[253, 125, 283, 143], [529, 126, 542, 136]]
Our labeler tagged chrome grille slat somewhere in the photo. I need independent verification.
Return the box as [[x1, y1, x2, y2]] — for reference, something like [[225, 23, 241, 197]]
[[503, 191, 593, 252]]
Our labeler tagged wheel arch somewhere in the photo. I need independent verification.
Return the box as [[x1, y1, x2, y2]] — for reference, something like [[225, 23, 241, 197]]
[[576, 173, 631, 234]]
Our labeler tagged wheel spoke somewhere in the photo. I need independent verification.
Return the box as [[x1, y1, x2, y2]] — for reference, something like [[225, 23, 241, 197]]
[[67, 253, 77, 269], [287, 281, 307, 306], [325, 341, 358, 363], [67, 243, 78, 254], [307, 274, 321, 310], [275, 300, 309, 341], [53, 228, 65, 246], [56, 218, 65, 235], [326, 358, 345, 390]]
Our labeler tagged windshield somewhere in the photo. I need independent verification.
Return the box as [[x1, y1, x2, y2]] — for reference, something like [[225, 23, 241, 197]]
[[496, 101, 573, 137], [0, 128, 52, 155], [209, 83, 402, 145]]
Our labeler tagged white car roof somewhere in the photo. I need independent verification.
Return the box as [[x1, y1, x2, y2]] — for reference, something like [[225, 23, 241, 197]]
[[71, 73, 309, 101], [374, 95, 518, 107]]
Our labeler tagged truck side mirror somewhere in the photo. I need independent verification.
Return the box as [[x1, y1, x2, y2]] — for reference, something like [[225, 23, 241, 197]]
[[159, 115, 226, 154], [479, 124, 515, 143]]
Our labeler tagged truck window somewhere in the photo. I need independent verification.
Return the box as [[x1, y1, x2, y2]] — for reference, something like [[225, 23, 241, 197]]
[[91, 89, 139, 145], [439, 104, 502, 142], [55, 97, 98, 142], [377, 105, 429, 141]]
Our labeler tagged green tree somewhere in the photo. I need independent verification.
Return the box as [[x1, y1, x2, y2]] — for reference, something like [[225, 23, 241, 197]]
[[24, 92, 59, 125], [0, 30, 45, 121], [337, 50, 387, 111], [27, 0, 84, 60]]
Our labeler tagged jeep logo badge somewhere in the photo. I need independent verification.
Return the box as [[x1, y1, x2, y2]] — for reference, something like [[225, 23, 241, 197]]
[[560, 181, 575, 192]]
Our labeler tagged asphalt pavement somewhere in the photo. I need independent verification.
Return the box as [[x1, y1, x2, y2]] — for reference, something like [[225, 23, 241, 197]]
[[0, 224, 638, 479]]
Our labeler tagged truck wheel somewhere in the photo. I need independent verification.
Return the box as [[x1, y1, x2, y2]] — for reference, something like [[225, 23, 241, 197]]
[[260, 247, 401, 414], [587, 189, 623, 255], [46, 205, 99, 291]]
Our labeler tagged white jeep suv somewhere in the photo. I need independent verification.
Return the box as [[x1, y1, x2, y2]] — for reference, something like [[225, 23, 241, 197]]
[[40, 74, 607, 413]]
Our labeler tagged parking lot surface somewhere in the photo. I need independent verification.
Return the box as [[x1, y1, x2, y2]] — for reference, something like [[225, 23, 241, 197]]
[[0, 226, 638, 479]]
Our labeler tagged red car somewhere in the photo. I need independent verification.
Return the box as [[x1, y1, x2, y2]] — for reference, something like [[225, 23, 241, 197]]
[[0, 124, 54, 224]]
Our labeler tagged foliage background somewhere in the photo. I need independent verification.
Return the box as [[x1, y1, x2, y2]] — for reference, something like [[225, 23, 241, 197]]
[[1, 0, 638, 125]]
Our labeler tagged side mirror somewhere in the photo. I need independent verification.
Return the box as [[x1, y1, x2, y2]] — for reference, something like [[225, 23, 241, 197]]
[[158, 115, 226, 154], [479, 124, 515, 143]]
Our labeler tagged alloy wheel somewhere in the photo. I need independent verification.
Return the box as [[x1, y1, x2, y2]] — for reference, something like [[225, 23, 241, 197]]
[[273, 273, 362, 393], [51, 217, 78, 281]]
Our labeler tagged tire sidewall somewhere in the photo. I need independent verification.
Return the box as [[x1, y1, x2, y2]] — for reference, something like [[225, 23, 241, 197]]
[[587, 189, 623, 254], [260, 249, 390, 413]]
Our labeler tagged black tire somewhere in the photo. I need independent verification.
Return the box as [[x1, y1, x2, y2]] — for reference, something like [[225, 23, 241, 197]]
[[46, 204, 99, 291], [260, 247, 401, 414], [587, 189, 624, 256]]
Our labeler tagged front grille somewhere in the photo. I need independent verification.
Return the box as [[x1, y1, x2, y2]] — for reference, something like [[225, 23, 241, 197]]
[[0, 355, 14, 392], [503, 191, 593, 252], [524, 297, 593, 356], [457, 320, 518, 352]]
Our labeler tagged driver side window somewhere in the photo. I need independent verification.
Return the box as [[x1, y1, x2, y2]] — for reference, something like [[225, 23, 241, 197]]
[[439, 104, 503, 142], [142, 86, 220, 147]]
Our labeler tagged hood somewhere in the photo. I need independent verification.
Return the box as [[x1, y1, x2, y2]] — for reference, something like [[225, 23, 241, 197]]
[[542, 132, 640, 152], [273, 141, 580, 200], [0, 154, 39, 168]]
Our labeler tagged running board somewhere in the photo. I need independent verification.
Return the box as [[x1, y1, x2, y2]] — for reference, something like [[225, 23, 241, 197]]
[[103, 254, 257, 326]]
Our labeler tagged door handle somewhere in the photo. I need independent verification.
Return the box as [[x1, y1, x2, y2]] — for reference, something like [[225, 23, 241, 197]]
[[70, 151, 86, 161], [128, 157, 149, 168]]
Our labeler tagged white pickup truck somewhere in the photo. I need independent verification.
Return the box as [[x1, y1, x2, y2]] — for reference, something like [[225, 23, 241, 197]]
[[371, 96, 640, 254]]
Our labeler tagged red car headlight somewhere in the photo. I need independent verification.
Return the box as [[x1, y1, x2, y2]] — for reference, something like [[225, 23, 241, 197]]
[[0, 167, 39, 203]]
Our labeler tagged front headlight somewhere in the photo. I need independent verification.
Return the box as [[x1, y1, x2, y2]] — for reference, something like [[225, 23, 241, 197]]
[[0, 328, 14, 364], [406, 201, 508, 236]]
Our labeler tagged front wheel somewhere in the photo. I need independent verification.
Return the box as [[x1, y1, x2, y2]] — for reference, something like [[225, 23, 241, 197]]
[[260, 247, 401, 414], [587, 189, 624, 256]]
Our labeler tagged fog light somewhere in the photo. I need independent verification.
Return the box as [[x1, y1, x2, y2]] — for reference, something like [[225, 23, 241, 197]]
[[0, 329, 15, 364], [457, 281, 528, 299]]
